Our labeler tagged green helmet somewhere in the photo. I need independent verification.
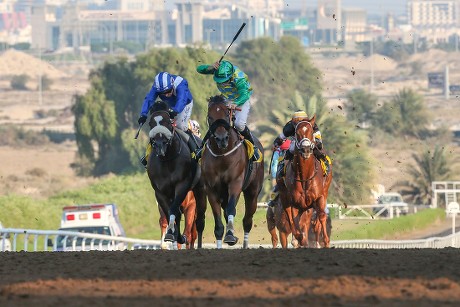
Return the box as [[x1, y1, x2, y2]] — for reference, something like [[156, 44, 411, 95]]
[[213, 61, 234, 83]]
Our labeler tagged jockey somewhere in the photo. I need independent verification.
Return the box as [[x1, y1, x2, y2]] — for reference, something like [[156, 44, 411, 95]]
[[137, 72, 199, 167], [196, 60, 260, 161], [267, 138, 291, 208], [274, 110, 331, 174]]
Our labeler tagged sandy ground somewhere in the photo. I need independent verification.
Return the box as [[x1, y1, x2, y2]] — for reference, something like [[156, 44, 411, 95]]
[[0, 248, 460, 306]]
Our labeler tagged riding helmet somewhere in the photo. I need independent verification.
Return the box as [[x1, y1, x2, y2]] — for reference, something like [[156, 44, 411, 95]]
[[155, 72, 174, 93], [213, 61, 234, 83], [292, 110, 308, 120]]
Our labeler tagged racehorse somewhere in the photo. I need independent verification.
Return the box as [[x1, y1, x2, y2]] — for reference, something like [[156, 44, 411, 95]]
[[201, 95, 264, 248], [266, 197, 308, 248], [146, 101, 207, 248], [276, 115, 333, 248], [158, 191, 197, 249]]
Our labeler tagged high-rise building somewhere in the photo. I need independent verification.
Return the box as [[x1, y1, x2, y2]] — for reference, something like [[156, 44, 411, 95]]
[[408, 0, 460, 42], [317, 0, 342, 43]]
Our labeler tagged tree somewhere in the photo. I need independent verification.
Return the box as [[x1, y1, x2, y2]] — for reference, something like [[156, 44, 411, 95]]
[[234, 36, 323, 120], [72, 75, 118, 176], [321, 114, 375, 206], [392, 146, 453, 206], [372, 88, 429, 138], [345, 89, 378, 124]]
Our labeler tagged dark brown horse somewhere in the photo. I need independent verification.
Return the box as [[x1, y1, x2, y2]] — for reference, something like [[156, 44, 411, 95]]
[[277, 115, 333, 247], [147, 101, 207, 248], [158, 191, 197, 249], [201, 95, 264, 248]]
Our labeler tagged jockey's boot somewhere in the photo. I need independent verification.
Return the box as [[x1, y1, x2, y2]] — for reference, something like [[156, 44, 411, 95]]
[[185, 129, 200, 162], [240, 126, 260, 161], [140, 155, 147, 168], [314, 148, 330, 175]]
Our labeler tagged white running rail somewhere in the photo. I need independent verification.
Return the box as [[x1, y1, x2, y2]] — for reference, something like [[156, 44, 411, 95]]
[[1, 227, 459, 251]]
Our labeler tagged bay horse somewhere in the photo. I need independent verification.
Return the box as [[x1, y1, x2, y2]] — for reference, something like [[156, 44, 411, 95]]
[[158, 191, 197, 249], [146, 101, 207, 248], [277, 115, 333, 247], [201, 95, 264, 248]]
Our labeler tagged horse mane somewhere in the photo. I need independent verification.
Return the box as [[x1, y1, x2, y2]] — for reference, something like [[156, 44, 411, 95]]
[[150, 100, 169, 114]]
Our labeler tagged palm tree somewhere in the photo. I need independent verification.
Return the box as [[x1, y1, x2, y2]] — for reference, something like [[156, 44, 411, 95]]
[[393, 146, 452, 206], [372, 88, 429, 137]]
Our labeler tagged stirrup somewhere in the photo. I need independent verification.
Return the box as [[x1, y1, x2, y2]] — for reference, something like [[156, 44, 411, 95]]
[[252, 146, 260, 161]]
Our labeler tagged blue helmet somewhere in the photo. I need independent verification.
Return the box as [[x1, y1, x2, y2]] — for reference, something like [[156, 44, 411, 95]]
[[154, 72, 173, 93]]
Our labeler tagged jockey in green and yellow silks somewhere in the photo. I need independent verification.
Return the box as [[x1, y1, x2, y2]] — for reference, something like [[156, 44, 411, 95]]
[[196, 60, 260, 161]]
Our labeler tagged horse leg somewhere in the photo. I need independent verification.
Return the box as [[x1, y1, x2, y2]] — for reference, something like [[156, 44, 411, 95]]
[[317, 197, 330, 248], [165, 183, 189, 243], [313, 213, 321, 248], [158, 205, 169, 250], [300, 209, 313, 248], [224, 192, 240, 246], [182, 191, 196, 249], [192, 180, 207, 249], [266, 206, 278, 248], [279, 205, 291, 249], [208, 192, 224, 249]]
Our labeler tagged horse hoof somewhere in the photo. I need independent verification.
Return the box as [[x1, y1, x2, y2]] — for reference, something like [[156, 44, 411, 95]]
[[224, 234, 239, 246], [177, 235, 187, 245], [164, 232, 175, 242]]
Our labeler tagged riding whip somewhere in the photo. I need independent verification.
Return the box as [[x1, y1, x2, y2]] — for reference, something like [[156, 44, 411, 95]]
[[218, 23, 246, 63], [134, 123, 143, 139], [268, 148, 275, 176]]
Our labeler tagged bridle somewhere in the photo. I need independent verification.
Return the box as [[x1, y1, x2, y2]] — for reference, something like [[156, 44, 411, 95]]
[[206, 102, 243, 157], [149, 111, 182, 161], [293, 120, 318, 183], [294, 120, 315, 159]]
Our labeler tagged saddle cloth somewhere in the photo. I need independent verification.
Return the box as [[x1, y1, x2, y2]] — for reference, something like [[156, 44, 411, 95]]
[[243, 140, 263, 163]]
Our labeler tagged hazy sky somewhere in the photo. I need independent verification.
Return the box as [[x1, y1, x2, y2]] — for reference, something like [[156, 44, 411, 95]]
[[287, 0, 406, 15]]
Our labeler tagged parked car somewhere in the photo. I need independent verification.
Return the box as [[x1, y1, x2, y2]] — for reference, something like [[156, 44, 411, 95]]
[[0, 221, 12, 252], [48, 203, 127, 251], [374, 193, 409, 217]]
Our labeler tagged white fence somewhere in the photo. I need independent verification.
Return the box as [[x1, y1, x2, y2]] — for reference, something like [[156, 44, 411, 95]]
[[0, 228, 163, 252], [1, 227, 459, 251]]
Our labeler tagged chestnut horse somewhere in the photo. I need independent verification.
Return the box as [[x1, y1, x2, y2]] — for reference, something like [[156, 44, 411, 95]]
[[266, 197, 307, 248], [277, 115, 333, 247], [201, 95, 264, 248], [147, 101, 207, 248], [158, 191, 197, 249]]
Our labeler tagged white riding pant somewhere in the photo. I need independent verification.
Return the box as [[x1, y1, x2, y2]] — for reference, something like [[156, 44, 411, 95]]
[[233, 99, 251, 131], [175, 101, 193, 131]]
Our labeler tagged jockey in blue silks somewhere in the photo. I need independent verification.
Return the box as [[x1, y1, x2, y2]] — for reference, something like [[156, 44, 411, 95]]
[[137, 71, 199, 167]]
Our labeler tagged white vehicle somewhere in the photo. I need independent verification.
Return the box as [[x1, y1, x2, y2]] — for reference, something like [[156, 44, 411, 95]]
[[375, 193, 409, 216], [0, 221, 12, 252], [50, 204, 127, 251]]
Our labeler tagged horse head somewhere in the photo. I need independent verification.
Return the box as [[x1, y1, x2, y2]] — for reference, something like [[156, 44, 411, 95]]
[[294, 115, 316, 159], [148, 101, 175, 157], [207, 95, 232, 149]]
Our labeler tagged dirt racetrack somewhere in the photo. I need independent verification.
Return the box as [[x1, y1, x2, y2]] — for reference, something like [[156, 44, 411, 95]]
[[1, 248, 460, 306]]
